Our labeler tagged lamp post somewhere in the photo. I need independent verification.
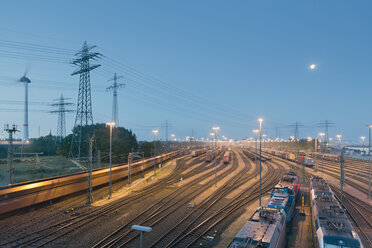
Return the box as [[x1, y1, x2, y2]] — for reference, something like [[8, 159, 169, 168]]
[[361, 136, 366, 151], [318, 132, 325, 173], [152, 129, 158, 176], [368, 125, 372, 198], [336, 134, 342, 149], [258, 118, 263, 207], [106, 122, 115, 199], [212, 126, 220, 148]]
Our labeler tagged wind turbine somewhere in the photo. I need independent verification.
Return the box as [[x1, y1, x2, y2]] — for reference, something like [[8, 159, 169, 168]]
[[19, 70, 31, 141]]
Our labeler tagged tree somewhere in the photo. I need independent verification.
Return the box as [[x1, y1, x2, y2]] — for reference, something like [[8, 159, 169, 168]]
[[24, 133, 57, 156], [57, 123, 139, 163]]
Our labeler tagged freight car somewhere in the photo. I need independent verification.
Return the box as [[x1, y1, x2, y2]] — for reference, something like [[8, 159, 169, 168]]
[[263, 149, 315, 167], [223, 150, 231, 164], [0, 151, 178, 215], [279, 171, 300, 196], [205, 148, 222, 162], [310, 176, 363, 248], [311, 152, 340, 162], [191, 148, 207, 157]]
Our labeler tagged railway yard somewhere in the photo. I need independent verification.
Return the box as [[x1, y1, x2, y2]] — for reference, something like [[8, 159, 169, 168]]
[[0, 147, 371, 248]]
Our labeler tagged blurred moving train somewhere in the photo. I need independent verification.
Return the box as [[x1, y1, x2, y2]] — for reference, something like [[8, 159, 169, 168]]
[[229, 171, 299, 248], [310, 176, 363, 248], [0, 151, 179, 215], [264, 149, 315, 167]]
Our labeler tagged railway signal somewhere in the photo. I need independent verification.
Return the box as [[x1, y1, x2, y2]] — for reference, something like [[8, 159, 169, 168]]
[[4, 124, 19, 185]]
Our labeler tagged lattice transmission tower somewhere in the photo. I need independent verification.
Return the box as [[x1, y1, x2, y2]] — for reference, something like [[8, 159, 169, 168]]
[[107, 73, 124, 125], [69, 41, 101, 161], [289, 122, 303, 140], [50, 94, 74, 143], [318, 120, 335, 143]]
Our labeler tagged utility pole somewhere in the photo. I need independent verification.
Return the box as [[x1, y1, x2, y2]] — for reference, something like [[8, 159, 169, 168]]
[[107, 122, 115, 199], [152, 130, 158, 176], [258, 118, 263, 207], [107, 73, 124, 126], [4, 124, 19, 185], [69, 41, 101, 161], [368, 125, 372, 198], [50, 94, 74, 143], [87, 135, 94, 205], [340, 148, 345, 205]]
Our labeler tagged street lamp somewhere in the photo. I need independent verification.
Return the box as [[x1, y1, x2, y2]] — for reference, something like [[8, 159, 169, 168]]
[[336, 134, 342, 147], [361, 136, 366, 147], [106, 122, 115, 199], [318, 133, 325, 173], [212, 126, 220, 148], [152, 129, 158, 176], [210, 132, 215, 147], [258, 118, 263, 207], [212, 126, 220, 187]]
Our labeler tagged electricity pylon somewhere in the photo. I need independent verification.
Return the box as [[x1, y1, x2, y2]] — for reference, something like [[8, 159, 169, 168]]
[[69, 41, 101, 161], [50, 94, 74, 143], [107, 73, 124, 125]]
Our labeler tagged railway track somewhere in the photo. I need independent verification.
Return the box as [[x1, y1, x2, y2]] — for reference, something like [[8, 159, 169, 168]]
[[331, 186, 372, 248], [0, 154, 206, 247], [166, 151, 286, 248], [90, 152, 237, 248]]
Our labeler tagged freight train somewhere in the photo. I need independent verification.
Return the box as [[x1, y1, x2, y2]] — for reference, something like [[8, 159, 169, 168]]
[[0, 151, 179, 215], [228, 171, 299, 247], [310, 176, 363, 248], [264, 149, 315, 167], [205, 148, 222, 162], [191, 148, 207, 157], [309, 152, 340, 162], [223, 150, 231, 164]]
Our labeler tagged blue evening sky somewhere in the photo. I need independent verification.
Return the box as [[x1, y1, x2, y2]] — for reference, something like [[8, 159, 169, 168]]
[[0, 1, 371, 143]]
